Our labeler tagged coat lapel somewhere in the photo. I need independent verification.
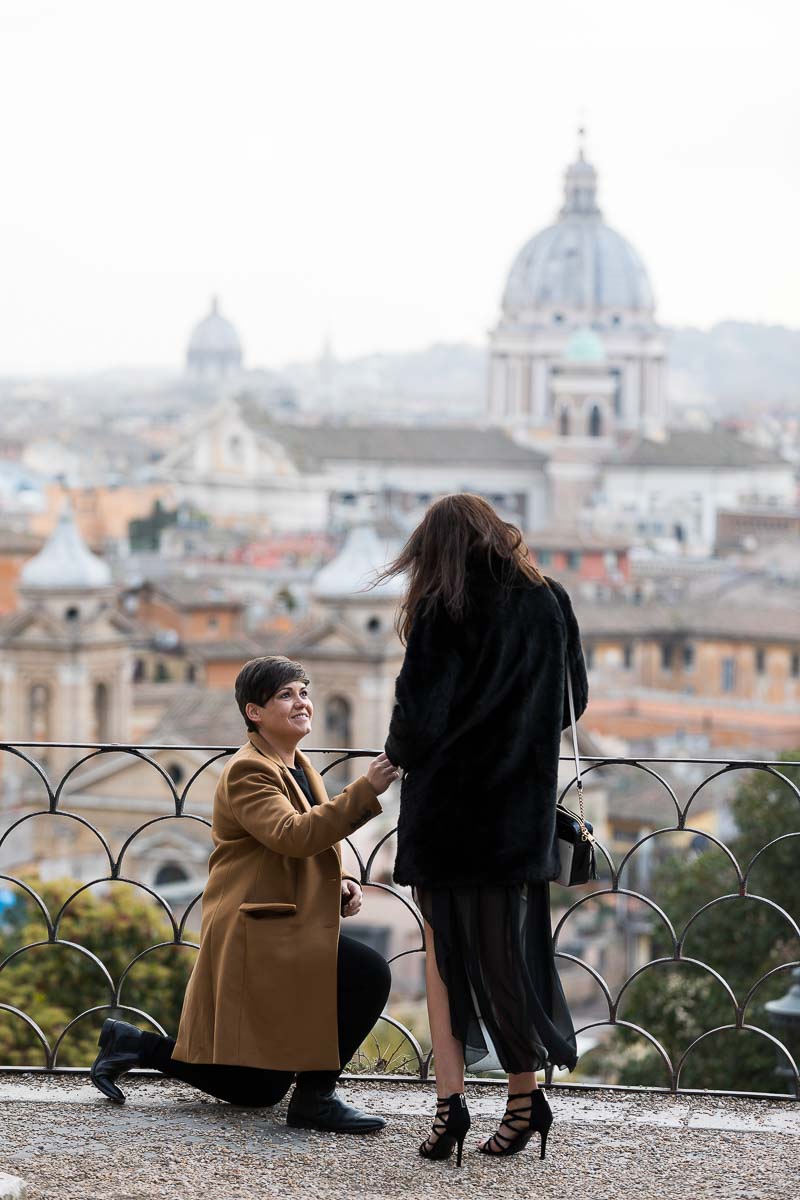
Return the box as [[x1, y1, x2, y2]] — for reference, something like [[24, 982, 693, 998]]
[[247, 732, 312, 813]]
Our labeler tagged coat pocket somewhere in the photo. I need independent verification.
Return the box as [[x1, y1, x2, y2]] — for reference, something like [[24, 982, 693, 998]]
[[239, 902, 297, 917]]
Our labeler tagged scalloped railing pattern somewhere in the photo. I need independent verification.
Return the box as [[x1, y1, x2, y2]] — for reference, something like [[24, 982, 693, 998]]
[[0, 742, 798, 1098]]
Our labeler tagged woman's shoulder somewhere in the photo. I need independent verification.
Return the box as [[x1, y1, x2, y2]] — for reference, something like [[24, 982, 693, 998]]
[[512, 573, 572, 628], [225, 742, 283, 784]]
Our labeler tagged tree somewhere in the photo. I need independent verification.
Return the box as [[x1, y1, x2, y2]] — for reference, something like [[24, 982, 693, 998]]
[[0, 877, 197, 1067], [588, 753, 800, 1092]]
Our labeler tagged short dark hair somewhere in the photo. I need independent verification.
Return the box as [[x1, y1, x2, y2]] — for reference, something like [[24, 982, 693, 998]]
[[234, 656, 309, 731]]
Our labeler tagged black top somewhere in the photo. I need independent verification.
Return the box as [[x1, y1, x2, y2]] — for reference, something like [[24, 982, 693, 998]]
[[385, 569, 588, 888], [289, 763, 316, 807]]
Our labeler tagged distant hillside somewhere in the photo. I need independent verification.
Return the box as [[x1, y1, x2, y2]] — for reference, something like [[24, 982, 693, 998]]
[[667, 322, 800, 412], [283, 323, 799, 416]]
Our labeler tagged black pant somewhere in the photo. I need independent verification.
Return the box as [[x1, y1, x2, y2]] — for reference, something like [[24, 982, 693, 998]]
[[137, 934, 391, 1107]]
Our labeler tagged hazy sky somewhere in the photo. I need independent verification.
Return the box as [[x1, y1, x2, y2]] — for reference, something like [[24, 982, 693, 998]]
[[0, 0, 798, 373]]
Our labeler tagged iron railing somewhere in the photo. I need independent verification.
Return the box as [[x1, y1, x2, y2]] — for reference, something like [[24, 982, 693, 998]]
[[0, 741, 798, 1100]]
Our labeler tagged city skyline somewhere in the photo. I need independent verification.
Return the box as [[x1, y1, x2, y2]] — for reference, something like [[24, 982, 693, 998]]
[[0, 0, 798, 374]]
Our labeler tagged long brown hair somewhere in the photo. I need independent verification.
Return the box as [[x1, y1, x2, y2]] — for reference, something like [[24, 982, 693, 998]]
[[373, 493, 546, 643]]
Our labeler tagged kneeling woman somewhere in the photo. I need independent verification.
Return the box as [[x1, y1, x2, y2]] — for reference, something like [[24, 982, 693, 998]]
[[91, 656, 398, 1133]]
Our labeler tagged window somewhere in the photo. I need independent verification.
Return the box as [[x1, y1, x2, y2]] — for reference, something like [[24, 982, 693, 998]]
[[755, 648, 766, 675], [132, 658, 146, 682], [683, 643, 695, 671], [566, 551, 581, 571], [537, 550, 551, 567], [154, 862, 189, 888], [559, 409, 570, 437], [64, 606, 80, 622], [623, 643, 633, 670], [722, 658, 736, 693], [207, 616, 218, 630], [155, 661, 171, 682], [166, 762, 185, 785], [585, 644, 595, 670], [325, 696, 353, 790], [792, 653, 800, 679], [661, 643, 674, 670], [553, 313, 564, 324], [93, 682, 110, 743], [366, 616, 381, 633], [29, 683, 51, 742], [589, 406, 603, 437]]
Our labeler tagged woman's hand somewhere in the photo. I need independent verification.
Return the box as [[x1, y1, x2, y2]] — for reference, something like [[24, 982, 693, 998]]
[[366, 752, 402, 795], [341, 879, 362, 918]]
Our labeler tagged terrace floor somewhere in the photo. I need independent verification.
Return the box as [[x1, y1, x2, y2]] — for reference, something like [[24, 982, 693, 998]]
[[1, 1074, 798, 1200]]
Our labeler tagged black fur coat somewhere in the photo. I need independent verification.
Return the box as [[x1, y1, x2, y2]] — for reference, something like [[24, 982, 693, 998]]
[[385, 565, 588, 887]]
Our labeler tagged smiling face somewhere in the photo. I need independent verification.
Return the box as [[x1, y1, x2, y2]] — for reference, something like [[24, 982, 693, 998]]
[[246, 679, 313, 749]]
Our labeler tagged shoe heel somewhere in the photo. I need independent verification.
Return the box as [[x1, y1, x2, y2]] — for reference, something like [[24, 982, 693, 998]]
[[456, 1135, 465, 1167], [540, 1126, 549, 1159]]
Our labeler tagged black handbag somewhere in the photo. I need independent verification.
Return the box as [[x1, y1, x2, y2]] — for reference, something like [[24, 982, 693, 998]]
[[555, 659, 598, 886]]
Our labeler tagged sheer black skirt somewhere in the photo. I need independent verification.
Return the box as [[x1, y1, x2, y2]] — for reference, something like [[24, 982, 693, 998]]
[[416, 883, 578, 1075]]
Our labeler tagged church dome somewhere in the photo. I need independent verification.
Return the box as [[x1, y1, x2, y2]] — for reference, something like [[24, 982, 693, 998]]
[[186, 297, 243, 375], [502, 144, 655, 318], [21, 505, 112, 590]]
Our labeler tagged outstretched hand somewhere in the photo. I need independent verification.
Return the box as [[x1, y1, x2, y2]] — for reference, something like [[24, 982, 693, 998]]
[[366, 752, 402, 796]]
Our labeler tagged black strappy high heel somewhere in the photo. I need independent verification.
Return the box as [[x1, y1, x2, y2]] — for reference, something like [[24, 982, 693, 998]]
[[419, 1092, 471, 1167], [479, 1088, 552, 1159]]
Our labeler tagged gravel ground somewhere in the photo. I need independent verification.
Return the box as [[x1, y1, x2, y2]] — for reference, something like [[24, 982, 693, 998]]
[[1, 1074, 798, 1200]]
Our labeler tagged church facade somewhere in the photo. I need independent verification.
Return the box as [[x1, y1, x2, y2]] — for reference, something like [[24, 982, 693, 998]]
[[488, 138, 667, 446]]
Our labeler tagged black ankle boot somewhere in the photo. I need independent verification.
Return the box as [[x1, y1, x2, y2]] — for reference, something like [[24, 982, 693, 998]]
[[90, 1019, 144, 1104], [286, 1085, 386, 1133]]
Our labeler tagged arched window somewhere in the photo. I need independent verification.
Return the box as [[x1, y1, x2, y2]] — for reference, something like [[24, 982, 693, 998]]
[[154, 862, 189, 888], [132, 658, 146, 682], [166, 762, 185, 785], [93, 682, 110, 743], [29, 684, 51, 742], [326, 695, 352, 745], [325, 696, 353, 791], [589, 406, 603, 437], [559, 409, 570, 437]]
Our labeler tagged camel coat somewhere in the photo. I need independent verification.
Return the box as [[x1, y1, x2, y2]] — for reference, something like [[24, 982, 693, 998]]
[[171, 733, 382, 1071]]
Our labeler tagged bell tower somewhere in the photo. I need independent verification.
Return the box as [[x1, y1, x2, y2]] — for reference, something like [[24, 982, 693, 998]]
[[0, 505, 133, 780]]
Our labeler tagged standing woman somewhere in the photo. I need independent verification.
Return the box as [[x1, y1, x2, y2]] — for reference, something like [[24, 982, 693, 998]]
[[379, 495, 588, 1163]]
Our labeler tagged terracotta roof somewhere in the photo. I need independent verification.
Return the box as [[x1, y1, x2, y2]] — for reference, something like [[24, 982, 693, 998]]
[[576, 600, 800, 642], [143, 577, 245, 610], [184, 637, 264, 662], [148, 686, 246, 746]]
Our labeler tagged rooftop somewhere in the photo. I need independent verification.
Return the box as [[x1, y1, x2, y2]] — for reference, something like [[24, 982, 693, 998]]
[[239, 400, 547, 469], [1, 1074, 796, 1200], [606, 430, 790, 470]]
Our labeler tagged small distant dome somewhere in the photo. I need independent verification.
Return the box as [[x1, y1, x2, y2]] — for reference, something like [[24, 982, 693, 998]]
[[313, 526, 404, 603], [565, 327, 606, 364], [186, 296, 243, 378], [21, 505, 112, 591]]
